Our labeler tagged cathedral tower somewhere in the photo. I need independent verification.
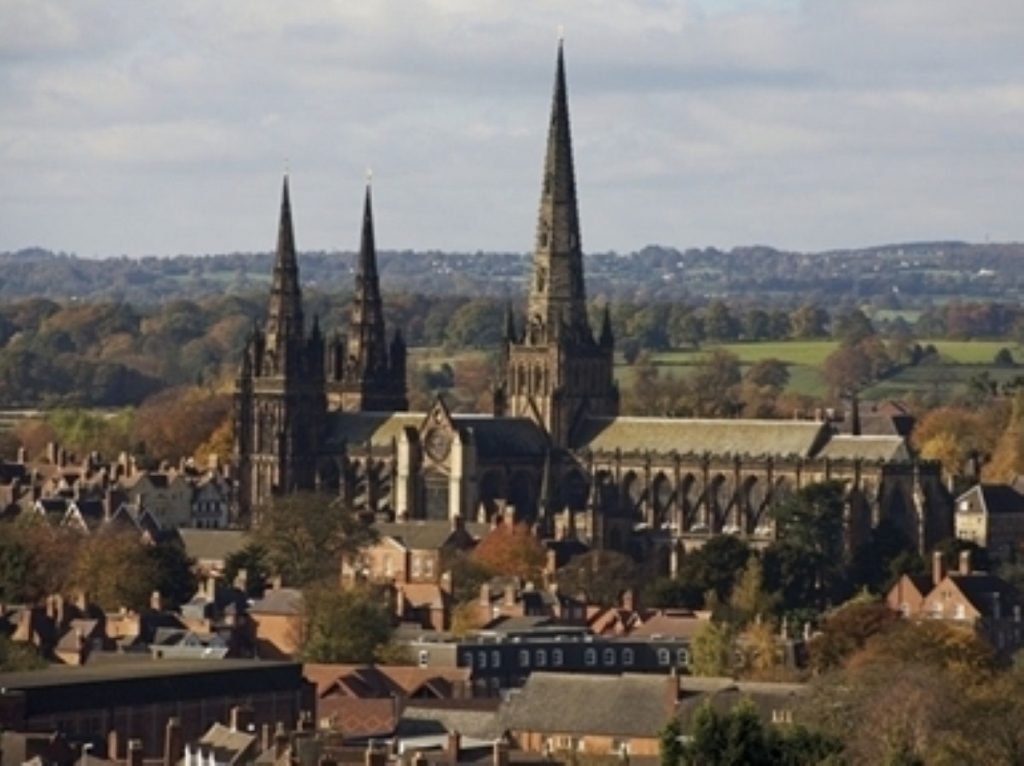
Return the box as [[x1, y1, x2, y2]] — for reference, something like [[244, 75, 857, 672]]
[[495, 41, 618, 448], [327, 181, 408, 411], [234, 176, 325, 513]]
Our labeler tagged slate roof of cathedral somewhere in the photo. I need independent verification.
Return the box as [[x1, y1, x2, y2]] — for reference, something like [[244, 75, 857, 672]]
[[574, 417, 830, 458], [453, 416, 548, 459], [325, 411, 548, 459], [324, 412, 422, 449], [817, 434, 910, 462]]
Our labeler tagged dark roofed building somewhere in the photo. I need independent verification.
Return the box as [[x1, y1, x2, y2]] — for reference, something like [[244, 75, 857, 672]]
[[0, 659, 311, 758], [955, 483, 1024, 561]]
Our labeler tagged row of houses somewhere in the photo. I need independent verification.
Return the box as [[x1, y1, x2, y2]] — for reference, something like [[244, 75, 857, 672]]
[[0, 443, 232, 531]]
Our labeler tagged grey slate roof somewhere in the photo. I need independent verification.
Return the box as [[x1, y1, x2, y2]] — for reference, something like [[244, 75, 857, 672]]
[[451, 416, 548, 459], [323, 412, 423, 450], [574, 417, 829, 458], [178, 528, 250, 564], [375, 521, 481, 551], [500, 672, 674, 737], [817, 435, 910, 462]]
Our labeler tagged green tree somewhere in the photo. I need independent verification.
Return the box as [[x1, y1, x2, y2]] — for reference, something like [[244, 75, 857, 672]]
[[301, 585, 394, 663], [704, 301, 740, 342], [145, 540, 198, 608], [224, 543, 272, 597], [790, 304, 829, 339], [252, 492, 376, 587], [659, 718, 685, 766], [555, 550, 641, 607], [765, 481, 849, 611], [690, 620, 735, 677]]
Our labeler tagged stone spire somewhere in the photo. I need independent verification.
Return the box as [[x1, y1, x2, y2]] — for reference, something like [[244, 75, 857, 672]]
[[265, 175, 305, 358], [526, 40, 591, 344], [346, 181, 389, 377]]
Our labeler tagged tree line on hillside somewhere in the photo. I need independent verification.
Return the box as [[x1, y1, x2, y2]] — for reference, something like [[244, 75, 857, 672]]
[[3, 288, 1024, 410], [7, 241, 1024, 306]]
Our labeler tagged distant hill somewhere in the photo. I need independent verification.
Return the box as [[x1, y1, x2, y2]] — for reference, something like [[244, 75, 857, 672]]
[[3, 241, 1024, 306]]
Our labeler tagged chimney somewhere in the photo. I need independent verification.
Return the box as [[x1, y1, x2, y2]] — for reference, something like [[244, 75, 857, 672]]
[[164, 718, 183, 766], [545, 549, 557, 576], [205, 575, 217, 601], [932, 550, 945, 587], [107, 729, 119, 763], [16, 446, 26, 464], [440, 570, 453, 595], [446, 732, 462, 764], [451, 513, 463, 532], [621, 589, 635, 612], [364, 743, 387, 766], [959, 549, 972, 576], [260, 723, 271, 754], [127, 739, 143, 766], [270, 574, 283, 591], [230, 706, 254, 733], [492, 741, 509, 766], [150, 591, 163, 612], [503, 584, 516, 607], [273, 722, 289, 760], [479, 583, 491, 606]]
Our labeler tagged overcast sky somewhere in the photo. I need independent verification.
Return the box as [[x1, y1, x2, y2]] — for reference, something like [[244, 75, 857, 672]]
[[2, 0, 1023, 258]]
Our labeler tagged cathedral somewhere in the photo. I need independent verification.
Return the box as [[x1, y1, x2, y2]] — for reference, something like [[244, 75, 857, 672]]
[[234, 43, 952, 564]]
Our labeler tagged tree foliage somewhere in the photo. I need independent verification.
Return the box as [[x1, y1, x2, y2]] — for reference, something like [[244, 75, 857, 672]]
[[252, 492, 375, 587], [470, 523, 546, 582], [301, 584, 394, 663]]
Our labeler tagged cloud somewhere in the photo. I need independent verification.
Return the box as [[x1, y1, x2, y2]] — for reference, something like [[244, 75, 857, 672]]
[[0, 0, 1023, 256]]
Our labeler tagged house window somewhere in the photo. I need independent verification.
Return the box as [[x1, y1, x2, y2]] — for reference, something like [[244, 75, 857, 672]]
[[519, 649, 530, 667], [491, 650, 501, 668], [677, 648, 689, 666], [612, 739, 630, 757], [584, 648, 597, 666], [553, 649, 564, 666], [536, 649, 547, 667], [462, 652, 473, 667], [658, 648, 671, 666], [603, 648, 615, 666], [955, 603, 966, 620], [477, 651, 487, 669], [622, 648, 634, 666]]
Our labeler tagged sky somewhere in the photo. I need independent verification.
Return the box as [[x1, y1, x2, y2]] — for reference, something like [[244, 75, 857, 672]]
[[2, 0, 1023, 258]]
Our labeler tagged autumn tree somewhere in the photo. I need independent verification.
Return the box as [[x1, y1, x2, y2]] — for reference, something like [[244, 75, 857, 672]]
[[131, 385, 232, 464], [252, 492, 375, 587], [471, 522, 547, 582], [807, 598, 900, 673], [73, 532, 159, 611]]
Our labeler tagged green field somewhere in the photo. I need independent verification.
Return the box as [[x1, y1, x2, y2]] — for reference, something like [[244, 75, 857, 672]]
[[627, 339, 1022, 401], [409, 339, 1023, 403]]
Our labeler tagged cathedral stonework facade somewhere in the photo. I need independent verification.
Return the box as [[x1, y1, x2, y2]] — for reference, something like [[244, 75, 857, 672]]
[[234, 44, 952, 565]]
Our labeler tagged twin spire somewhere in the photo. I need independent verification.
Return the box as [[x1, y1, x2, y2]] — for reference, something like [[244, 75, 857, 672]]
[[265, 174, 304, 355]]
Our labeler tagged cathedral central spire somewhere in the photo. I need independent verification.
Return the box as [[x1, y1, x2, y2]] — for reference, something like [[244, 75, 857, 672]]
[[496, 40, 618, 448], [526, 40, 590, 343], [347, 180, 389, 375], [265, 174, 305, 355]]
